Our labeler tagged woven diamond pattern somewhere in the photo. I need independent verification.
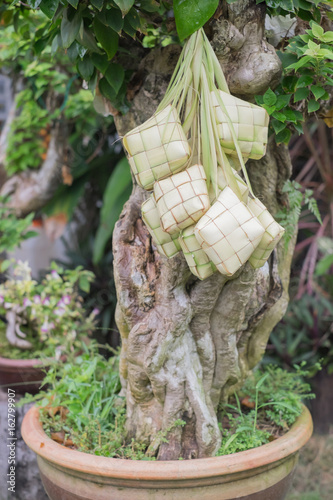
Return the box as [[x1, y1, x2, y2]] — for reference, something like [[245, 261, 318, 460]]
[[211, 91, 269, 161], [248, 197, 285, 268], [154, 164, 210, 235], [208, 166, 249, 204], [141, 194, 181, 258], [194, 187, 265, 276], [123, 105, 191, 190], [179, 225, 216, 280]]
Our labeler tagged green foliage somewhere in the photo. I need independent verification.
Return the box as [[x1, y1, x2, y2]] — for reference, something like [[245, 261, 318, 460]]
[[255, 0, 328, 21], [0, 261, 96, 358], [276, 180, 322, 248], [21, 343, 185, 459], [173, 0, 218, 41], [256, 21, 333, 144], [93, 156, 132, 265], [268, 287, 333, 372], [217, 364, 315, 455], [0, 197, 37, 254]]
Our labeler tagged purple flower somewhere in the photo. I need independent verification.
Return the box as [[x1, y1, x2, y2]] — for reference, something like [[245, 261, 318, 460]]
[[42, 297, 50, 306], [23, 298, 32, 307], [41, 321, 49, 333], [54, 308, 65, 317], [0, 295, 4, 304], [91, 308, 100, 316], [63, 295, 71, 305], [51, 270, 61, 280], [33, 295, 41, 304]]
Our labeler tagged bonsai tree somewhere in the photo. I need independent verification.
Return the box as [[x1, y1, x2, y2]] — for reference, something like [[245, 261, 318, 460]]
[[1, 0, 332, 461]]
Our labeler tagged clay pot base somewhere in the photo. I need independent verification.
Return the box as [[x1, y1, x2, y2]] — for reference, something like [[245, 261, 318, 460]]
[[22, 406, 313, 500]]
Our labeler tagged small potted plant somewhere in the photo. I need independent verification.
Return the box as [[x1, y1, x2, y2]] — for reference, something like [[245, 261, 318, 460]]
[[0, 260, 96, 393]]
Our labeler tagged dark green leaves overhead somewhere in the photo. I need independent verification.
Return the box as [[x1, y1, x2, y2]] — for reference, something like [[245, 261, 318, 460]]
[[173, 0, 219, 41], [93, 17, 119, 60], [61, 9, 82, 49], [113, 0, 135, 17], [39, 0, 59, 18]]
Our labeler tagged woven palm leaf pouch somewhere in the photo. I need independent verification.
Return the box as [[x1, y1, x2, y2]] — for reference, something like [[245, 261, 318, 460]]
[[154, 164, 210, 235], [122, 28, 283, 279], [247, 197, 285, 268], [179, 225, 216, 280], [195, 187, 265, 276], [211, 91, 269, 161], [141, 194, 181, 258], [123, 105, 191, 190]]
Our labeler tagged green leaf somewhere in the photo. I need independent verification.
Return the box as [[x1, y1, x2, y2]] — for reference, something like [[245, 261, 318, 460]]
[[275, 128, 291, 144], [76, 27, 103, 53], [275, 94, 291, 110], [173, 0, 219, 41], [93, 157, 132, 264], [113, 0, 135, 16], [91, 0, 104, 9], [99, 77, 117, 101], [67, 0, 79, 7], [61, 9, 82, 49], [286, 55, 312, 72], [263, 88, 277, 107], [315, 254, 333, 276], [39, 0, 60, 18], [296, 75, 313, 88], [105, 63, 125, 93], [321, 31, 333, 43], [98, 8, 124, 33], [311, 85, 326, 100], [272, 111, 286, 122], [308, 99, 320, 112], [77, 57, 95, 80], [310, 22, 324, 39], [79, 275, 91, 293], [93, 18, 119, 59], [294, 87, 309, 102], [91, 53, 109, 73], [0, 259, 11, 272], [272, 120, 286, 135]]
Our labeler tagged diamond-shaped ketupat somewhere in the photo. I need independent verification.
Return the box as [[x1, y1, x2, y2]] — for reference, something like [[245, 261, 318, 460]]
[[194, 187, 265, 276], [211, 91, 269, 161], [247, 197, 285, 269], [141, 194, 181, 258], [123, 105, 191, 190], [179, 225, 216, 280], [154, 164, 210, 235]]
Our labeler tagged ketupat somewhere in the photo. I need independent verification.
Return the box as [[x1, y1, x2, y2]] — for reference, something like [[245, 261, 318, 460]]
[[154, 164, 210, 235], [123, 106, 191, 190], [141, 194, 181, 258], [211, 91, 269, 161], [179, 225, 216, 280], [124, 28, 282, 280], [247, 197, 285, 268], [194, 187, 265, 276]]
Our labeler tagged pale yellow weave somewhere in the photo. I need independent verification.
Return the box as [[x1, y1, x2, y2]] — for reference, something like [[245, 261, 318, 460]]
[[123, 105, 191, 190], [154, 164, 210, 235], [179, 225, 216, 280], [141, 194, 181, 258], [195, 187, 265, 276], [248, 197, 285, 268], [211, 91, 269, 161]]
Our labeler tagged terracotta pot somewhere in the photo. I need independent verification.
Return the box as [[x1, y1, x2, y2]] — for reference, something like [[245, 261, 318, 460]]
[[0, 356, 46, 394], [22, 405, 313, 500]]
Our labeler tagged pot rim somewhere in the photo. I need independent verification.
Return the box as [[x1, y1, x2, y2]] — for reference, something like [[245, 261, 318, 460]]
[[22, 405, 313, 481], [0, 356, 45, 368]]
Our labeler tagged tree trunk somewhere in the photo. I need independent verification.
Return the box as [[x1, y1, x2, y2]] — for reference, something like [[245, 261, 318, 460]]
[[113, 0, 296, 460]]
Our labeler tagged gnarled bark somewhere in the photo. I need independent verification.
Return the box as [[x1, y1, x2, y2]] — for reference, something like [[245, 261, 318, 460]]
[[113, 0, 295, 460]]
